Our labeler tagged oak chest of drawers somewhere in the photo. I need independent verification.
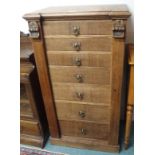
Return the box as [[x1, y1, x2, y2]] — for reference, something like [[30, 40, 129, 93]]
[[23, 5, 130, 152], [20, 35, 49, 147]]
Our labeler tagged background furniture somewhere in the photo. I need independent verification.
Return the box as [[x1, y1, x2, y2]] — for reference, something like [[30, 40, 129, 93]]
[[124, 44, 134, 149], [20, 34, 49, 147], [23, 5, 130, 152]]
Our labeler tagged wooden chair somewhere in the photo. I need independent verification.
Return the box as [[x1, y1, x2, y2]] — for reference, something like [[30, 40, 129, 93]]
[[124, 44, 134, 149]]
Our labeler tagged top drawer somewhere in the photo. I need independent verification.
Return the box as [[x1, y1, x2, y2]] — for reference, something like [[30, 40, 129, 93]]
[[43, 20, 112, 36]]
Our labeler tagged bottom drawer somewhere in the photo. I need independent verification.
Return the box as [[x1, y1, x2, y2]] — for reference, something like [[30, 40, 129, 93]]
[[59, 120, 109, 140], [20, 120, 41, 136]]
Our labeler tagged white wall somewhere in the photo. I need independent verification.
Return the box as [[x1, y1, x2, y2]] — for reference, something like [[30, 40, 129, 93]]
[[20, 0, 134, 43]]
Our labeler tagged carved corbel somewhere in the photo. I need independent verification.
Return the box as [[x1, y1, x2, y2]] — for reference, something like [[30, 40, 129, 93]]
[[112, 20, 125, 38], [28, 21, 40, 39]]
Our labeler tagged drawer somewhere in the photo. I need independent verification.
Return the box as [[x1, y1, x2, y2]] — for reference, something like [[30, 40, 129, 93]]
[[47, 51, 112, 67], [20, 100, 33, 118], [49, 66, 111, 85], [59, 120, 109, 140], [20, 84, 28, 100], [52, 83, 111, 104], [44, 37, 112, 51], [20, 120, 41, 136], [55, 101, 110, 123], [43, 20, 112, 36]]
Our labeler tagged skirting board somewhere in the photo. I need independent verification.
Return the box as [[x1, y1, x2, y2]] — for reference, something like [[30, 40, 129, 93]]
[[50, 136, 119, 152]]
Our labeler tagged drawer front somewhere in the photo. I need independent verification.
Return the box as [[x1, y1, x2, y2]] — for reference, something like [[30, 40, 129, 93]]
[[55, 101, 110, 123], [43, 20, 112, 36], [20, 101, 33, 118], [20, 84, 28, 100], [52, 83, 111, 104], [49, 66, 111, 85], [59, 120, 109, 140], [47, 51, 111, 67], [20, 120, 41, 136], [44, 37, 112, 51]]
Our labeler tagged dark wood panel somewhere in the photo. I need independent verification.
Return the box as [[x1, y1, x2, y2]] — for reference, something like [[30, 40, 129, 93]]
[[109, 38, 125, 145], [20, 100, 33, 118], [30, 20, 60, 138], [20, 84, 28, 100], [20, 120, 41, 136], [20, 134, 43, 148]]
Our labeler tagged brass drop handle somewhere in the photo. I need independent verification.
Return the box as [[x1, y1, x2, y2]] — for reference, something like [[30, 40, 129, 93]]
[[72, 26, 80, 36], [81, 128, 87, 135], [76, 92, 84, 100], [73, 42, 81, 51], [75, 58, 81, 66], [79, 111, 85, 118], [75, 74, 83, 83]]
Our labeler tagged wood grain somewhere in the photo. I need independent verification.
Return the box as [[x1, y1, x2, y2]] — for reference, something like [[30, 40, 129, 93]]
[[44, 36, 112, 51], [23, 5, 130, 20], [51, 135, 119, 152], [43, 20, 112, 35], [21, 134, 43, 148], [47, 51, 112, 67], [31, 20, 60, 138], [49, 66, 111, 85], [23, 5, 130, 152], [20, 120, 41, 136], [55, 101, 110, 123], [109, 38, 125, 145], [20, 36, 49, 148], [20, 84, 28, 100], [59, 120, 109, 140], [20, 100, 33, 118], [52, 83, 111, 104]]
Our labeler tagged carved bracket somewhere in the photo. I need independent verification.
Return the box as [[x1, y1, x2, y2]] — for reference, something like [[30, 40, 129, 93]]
[[112, 20, 125, 38], [28, 21, 40, 39]]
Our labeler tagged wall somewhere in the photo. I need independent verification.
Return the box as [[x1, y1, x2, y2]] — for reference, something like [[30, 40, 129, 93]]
[[20, 0, 134, 43]]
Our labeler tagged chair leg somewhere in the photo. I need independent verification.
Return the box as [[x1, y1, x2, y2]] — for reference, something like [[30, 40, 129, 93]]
[[124, 104, 133, 149]]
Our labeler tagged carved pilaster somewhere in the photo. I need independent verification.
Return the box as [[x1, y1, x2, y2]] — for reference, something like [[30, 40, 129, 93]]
[[112, 20, 125, 38], [28, 21, 40, 39]]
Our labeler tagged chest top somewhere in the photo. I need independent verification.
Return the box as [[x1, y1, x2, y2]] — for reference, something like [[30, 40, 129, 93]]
[[23, 5, 130, 20]]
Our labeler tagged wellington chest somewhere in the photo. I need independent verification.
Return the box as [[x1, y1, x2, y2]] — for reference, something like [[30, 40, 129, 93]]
[[23, 5, 130, 152], [20, 35, 49, 147]]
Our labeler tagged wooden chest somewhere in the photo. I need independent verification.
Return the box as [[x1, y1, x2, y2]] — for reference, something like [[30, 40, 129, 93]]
[[20, 35, 49, 147], [23, 5, 130, 152]]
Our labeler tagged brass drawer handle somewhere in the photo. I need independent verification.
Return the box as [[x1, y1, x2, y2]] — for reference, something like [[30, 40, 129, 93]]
[[81, 128, 87, 135], [75, 74, 83, 83], [75, 58, 81, 66], [76, 92, 84, 100], [79, 111, 85, 118], [72, 26, 80, 36], [73, 42, 81, 51]]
